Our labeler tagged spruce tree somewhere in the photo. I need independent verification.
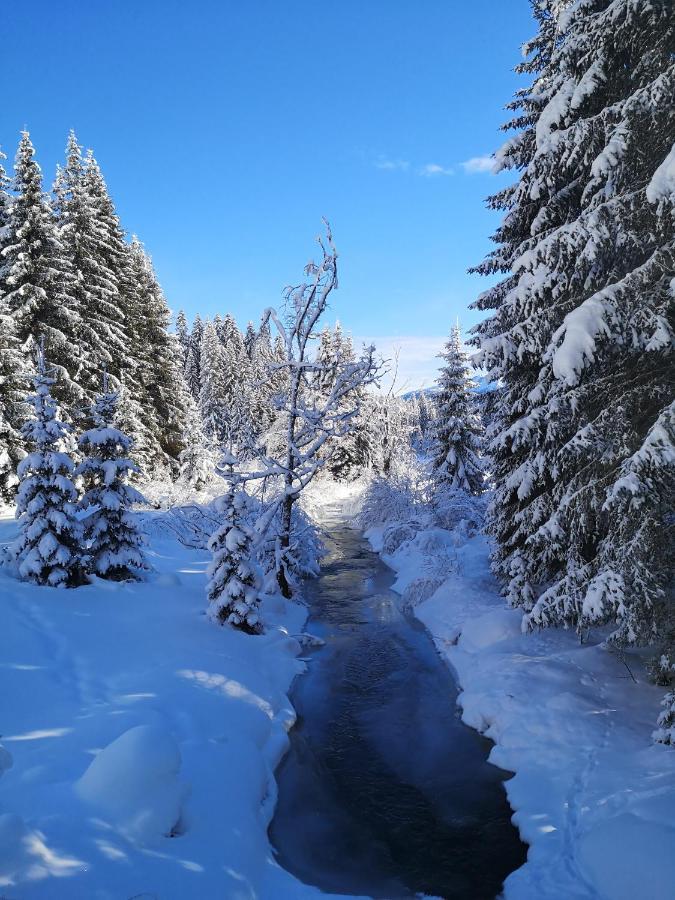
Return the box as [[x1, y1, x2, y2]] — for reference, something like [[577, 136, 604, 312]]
[[124, 237, 189, 469], [178, 397, 218, 490], [248, 318, 277, 437], [4, 132, 82, 410], [53, 134, 128, 404], [12, 346, 82, 587], [471, 1, 675, 655], [243, 321, 257, 358], [206, 452, 263, 633], [0, 147, 28, 502], [77, 374, 148, 580], [314, 324, 374, 479], [113, 375, 155, 475], [199, 320, 229, 441], [175, 309, 190, 369], [184, 313, 204, 401], [220, 314, 254, 453], [431, 324, 483, 494], [0, 310, 27, 504]]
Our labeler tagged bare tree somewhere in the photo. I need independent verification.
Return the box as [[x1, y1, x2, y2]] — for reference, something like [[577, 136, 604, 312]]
[[254, 221, 380, 596]]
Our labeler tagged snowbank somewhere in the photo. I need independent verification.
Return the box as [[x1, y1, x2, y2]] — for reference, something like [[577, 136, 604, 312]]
[[76, 724, 187, 845], [368, 521, 675, 900], [0, 510, 330, 899]]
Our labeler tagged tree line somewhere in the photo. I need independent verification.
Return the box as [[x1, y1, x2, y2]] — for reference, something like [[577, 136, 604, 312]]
[[0, 130, 188, 502]]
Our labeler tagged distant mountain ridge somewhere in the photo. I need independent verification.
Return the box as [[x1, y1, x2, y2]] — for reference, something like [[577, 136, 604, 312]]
[[402, 374, 495, 400]]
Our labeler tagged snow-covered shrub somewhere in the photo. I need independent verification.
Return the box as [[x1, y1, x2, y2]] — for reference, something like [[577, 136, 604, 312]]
[[140, 503, 219, 548], [256, 500, 324, 591], [431, 483, 486, 535], [401, 575, 445, 610], [647, 653, 675, 688], [381, 522, 420, 556], [654, 691, 675, 746], [77, 383, 149, 581], [357, 474, 427, 532]]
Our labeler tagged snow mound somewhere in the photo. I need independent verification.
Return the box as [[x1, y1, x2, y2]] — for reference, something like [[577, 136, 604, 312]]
[[458, 608, 522, 652], [381, 522, 419, 556], [76, 724, 188, 845], [401, 575, 445, 609]]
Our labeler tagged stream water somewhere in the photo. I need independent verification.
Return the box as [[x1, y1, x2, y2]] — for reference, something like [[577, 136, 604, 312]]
[[269, 518, 527, 899]]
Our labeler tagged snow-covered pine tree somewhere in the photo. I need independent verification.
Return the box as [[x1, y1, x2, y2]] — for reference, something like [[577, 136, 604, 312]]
[[184, 313, 204, 402], [410, 389, 433, 451], [178, 396, 218, 490], [314, 325, 336, 394], [0, 312, 27, 504], [254, 317, 274, 365], [68, 152, 188, 475], [431, 323, 483, 494], [75, 148, 153, 466], [471, 2, 675, 655], [12, 344, 83, 586], [175, 309, 190, 368], [124, 237, 189, 470], [53, 134, 128, 406], [219, 313, 255, 453], [199, 319, 229, 441], [243, 321, 257, 358], [315, 323, 370, 479], [206, 451, 263, 633], [246, 317, 277, 446], [77, 373, 148, 581], [4, 132, 83, 411], [0, 146, 28, 502], [0, 144, 12, 274], [113, 374, 155, 475], [271, 332, 288, 397]]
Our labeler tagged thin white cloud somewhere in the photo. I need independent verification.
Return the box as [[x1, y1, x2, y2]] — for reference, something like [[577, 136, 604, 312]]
[[374, 156, 410, 172], [419, 163, 454, 177], [461, 154, 495, 174]]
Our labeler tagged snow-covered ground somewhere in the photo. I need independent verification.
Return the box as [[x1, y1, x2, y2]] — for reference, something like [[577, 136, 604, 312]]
[[3, 478, 674, 900], [365, 518, 675, 900], [0, 509, 330, 900]]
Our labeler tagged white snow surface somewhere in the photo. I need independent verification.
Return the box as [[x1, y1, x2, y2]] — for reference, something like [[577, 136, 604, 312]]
[[3, 476, 674, 900], [364, 518, 675, 900], [646, 141, 675, 205], [0, 509, 333, 899]]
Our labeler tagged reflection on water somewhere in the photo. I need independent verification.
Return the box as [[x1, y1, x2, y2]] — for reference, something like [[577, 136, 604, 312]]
[[270, 516, 526, 899]]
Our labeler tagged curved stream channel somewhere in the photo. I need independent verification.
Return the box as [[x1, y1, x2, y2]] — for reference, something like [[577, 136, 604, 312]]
[[270, 516, 526, 899]]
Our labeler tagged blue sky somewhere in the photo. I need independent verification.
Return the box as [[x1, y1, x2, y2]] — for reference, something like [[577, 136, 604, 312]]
[[2, 0, 534, 390]]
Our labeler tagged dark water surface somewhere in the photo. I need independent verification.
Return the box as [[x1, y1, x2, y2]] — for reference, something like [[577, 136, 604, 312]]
[[269, 516, 527, 899]]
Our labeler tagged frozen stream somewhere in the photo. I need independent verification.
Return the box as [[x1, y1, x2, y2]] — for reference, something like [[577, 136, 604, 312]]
[[270, 517, 526, 899]]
